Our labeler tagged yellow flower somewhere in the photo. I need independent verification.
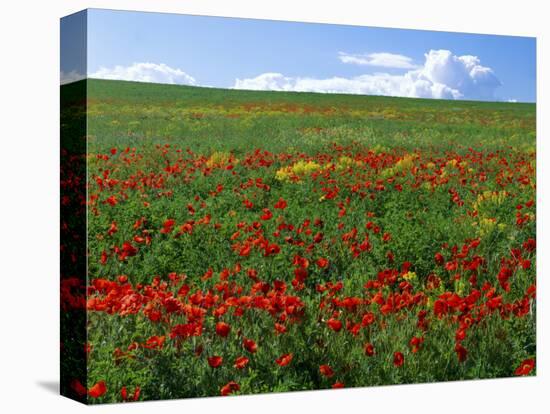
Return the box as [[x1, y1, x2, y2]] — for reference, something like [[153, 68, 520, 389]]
[[402, 271, 417, 281], [206, 151, 238, 168], [276, 160, 321, 182]]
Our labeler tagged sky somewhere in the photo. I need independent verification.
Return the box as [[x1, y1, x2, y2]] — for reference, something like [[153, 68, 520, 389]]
[[61, 8, 536, 102]]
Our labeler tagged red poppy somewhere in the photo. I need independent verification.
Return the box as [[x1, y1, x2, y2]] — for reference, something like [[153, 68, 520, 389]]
[[316, 258, 329, 268], [107, 221, 118, 236], [393, 352, 404, 367], [160, 218, 175, 234], [409, 336, 424, 353], [455, 343, 468, 362], [234, 356, 249, 369], [88, 380, 107, 398], [121, 386, 127, 401], [319, 365, 334, 378], [132, 386, 141, 401], [327, 318, 343, 332], [220, 381, 240, 396], [294, 267, 308, 283], [274, 198, 287, 209], [274, 322, 287, 334], [70, 379, 87, 397], [100, 250, 108, 265], [361, 312, 375, 327], [243, 338, 257, 353], [514, 358, 535, 376], [276, 353, 293, 367], [364, 342, 375, 357], [208, 356, 223, 368], [215, 322, 231, 338], [260, 208, 273, 220], [105, 195, 118, 206], [143, 335, 165, 350], [313, 232, 324, 243], [332, 382, 345, 389]]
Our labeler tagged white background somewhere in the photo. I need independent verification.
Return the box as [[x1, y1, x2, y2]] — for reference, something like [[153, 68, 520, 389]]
[[0, 0, 547, 412]]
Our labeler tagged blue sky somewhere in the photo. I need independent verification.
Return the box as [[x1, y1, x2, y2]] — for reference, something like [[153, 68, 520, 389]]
[[61, 8, 536, 102]]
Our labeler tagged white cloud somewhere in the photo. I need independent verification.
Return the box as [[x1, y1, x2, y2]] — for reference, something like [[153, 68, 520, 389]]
[[60, 70, 85, 85], [233, 49, 501, 101], [338, 52, 418, 69], [89, 62, 196, 85]]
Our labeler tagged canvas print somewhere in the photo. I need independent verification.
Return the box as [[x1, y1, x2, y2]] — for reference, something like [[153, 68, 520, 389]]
[[60, 9, 536, 404]]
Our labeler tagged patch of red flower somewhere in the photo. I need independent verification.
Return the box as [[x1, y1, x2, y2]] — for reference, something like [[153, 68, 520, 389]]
[[393, 352, 404, 367], [243, 338, 257, 353], [220, 381, 240, 396], [234, 356, 249, 369], [319, 364, 334, 378], [88, 380, 107, 398], [276, 353, 293, 367], [215, 321, 231, 338], [514, 358, 535, 376], [208, 356, 223, 368]]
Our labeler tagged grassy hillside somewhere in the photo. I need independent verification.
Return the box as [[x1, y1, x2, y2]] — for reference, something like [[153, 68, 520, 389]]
[[86, 79, 535, 154]]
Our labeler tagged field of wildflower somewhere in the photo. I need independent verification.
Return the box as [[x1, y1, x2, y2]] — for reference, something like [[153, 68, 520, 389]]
[[61, 79, 536, 403]]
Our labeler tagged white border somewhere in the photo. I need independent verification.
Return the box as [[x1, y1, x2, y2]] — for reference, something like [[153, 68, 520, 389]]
[[0, 1, 546, 413]]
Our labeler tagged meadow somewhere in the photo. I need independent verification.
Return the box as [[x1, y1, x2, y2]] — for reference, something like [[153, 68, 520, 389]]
[[67, 79, 536, 402]]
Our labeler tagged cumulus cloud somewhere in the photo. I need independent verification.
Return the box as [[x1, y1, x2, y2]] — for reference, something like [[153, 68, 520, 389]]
[[60, 70, 85, 85], [338, 52, 418, 69], [234, 50, 501, 101], [89, 62, 196, 85]]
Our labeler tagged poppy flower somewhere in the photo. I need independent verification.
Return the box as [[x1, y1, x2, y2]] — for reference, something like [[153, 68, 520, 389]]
[[361, 312, 375, 327], [243, 338, 257, 353], [313, 232, 324, 243], [160, 218, 175, 234], [276, 353, 293, 367], [208, 356, 223, 368], [260, 208, 273, 220], [239, 244, 251, 257], [215, 322, 231, 338], [316, 258, 329, 268], [121, 386, 127, 401], [220, 381, 240, 396], [100, 250, 108, 265], [132, 386, 141, 401], [143, 335, 165, 350], [107, 221, 118, 236], [319, 365, 334, 378], [393, 352, 404, 367], [455, 343, 468, 362], [88, 380, 107, 398], [274, 322, 287, 334], [332, 382, 345, 389], [514, 358, 535, 376], [294, 267, 308, 283], [274, 198, 287, 209], [409, 336, 424, 353], [234, 356, 249, 369], [327, 318, 343, 332], [364, 342, 375, 357], [105, 195, 118, 206], [70, 379, 87, 397]]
